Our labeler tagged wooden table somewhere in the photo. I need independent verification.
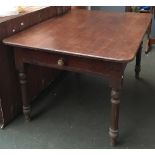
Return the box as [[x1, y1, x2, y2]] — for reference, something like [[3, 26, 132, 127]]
[[3, 10, 151, 145]]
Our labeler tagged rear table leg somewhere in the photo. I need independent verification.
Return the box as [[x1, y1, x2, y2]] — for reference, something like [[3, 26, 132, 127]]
[[135, 44, 142, 79], [19, 69, 31, 121]]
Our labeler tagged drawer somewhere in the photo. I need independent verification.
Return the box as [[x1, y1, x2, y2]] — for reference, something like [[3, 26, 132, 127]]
[[4, 6, 71, 38], [14, 47, 124, 76], [18, 13, 41, 31], [5, 13, 40, 36], [4, 7, 60, 37], [14, 47, 94, 72]]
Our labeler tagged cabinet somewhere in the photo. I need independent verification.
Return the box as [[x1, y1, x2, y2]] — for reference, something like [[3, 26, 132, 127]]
[[0, 6, 71, 128]]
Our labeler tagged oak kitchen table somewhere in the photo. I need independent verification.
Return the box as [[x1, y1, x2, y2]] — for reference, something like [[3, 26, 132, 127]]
[[3, 9, 151, 145]]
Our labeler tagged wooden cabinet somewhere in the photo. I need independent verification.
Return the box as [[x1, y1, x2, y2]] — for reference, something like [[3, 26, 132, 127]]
[[0, 6, 71, 128]]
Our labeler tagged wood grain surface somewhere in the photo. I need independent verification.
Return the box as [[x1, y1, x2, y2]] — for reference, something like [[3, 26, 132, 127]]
[[3, 9, 151, 62]]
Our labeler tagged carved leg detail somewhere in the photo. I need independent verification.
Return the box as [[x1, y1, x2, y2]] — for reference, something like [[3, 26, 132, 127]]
[[19, 72, 31, 121], [109, 88, 121, 146], [135, 44, 142, 79], [23, 105, 31, 122]]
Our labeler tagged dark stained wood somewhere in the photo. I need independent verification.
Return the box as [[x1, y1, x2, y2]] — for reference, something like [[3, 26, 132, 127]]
[[109, 87, 121, 146], [0, 98, 3, 126], [13, 46, 126, 146], [26, 65, 59, 102], [14, 48, 126, 77], [18, 70, 31, 121], [3, 9, 151, 145], [135, 43, 142, 79], [0, 6, 71, 128], [3, 10, 151, 62]]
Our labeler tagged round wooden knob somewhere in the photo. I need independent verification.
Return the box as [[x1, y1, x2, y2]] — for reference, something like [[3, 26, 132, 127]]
[[57, 58, 64, 66]]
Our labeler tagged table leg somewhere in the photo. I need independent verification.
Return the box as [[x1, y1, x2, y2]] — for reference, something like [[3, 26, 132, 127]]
[[135, 44, 142, 79], [18, 68, 31, 121], [145, 21, 152, 53], [109, 76, 123, 146]]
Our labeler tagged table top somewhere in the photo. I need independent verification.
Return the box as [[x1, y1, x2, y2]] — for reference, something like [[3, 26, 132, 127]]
[[3, 9, 151, 62]]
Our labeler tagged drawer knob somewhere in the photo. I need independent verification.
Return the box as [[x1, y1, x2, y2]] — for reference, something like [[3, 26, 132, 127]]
[[57, 58, 64, 66], [20, 22, 24, 26], [12, 29, 16, 32]]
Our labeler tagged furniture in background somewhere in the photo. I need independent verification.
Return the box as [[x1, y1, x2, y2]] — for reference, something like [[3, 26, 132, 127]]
[[0, 6, 71, 128], [125, 6, 155, 53], [3, 9, 151, 145], [147, 7, 155, 52], [71, 6, 89, 10]]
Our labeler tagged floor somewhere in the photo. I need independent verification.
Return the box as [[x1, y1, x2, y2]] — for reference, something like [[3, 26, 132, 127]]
[[0, 46, 155, 149]]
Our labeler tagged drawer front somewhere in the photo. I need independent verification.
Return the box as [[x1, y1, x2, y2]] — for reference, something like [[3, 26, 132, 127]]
[[5, 19, 20, 36], [15, 47, 125, 76]]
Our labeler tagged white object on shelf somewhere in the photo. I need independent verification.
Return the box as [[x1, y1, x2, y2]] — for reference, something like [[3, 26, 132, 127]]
[[0, 6, 19, 17], [87, 6, 91, 10]]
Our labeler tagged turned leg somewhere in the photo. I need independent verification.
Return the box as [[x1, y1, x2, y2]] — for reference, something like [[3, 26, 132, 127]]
[[109, 88, 121, 146], [135, 44, 142, 79], [109, 75, 123, 146], [19, 70, 31, 121]]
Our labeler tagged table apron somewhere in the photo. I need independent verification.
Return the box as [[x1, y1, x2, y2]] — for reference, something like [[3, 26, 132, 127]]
[[14, 47, 127, 78]]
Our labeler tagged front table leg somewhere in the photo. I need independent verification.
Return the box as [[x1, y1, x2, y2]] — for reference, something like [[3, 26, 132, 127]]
[[109, 88, 121, 146], [109, 76, 123, 146], [19, 70, 31, 121]]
